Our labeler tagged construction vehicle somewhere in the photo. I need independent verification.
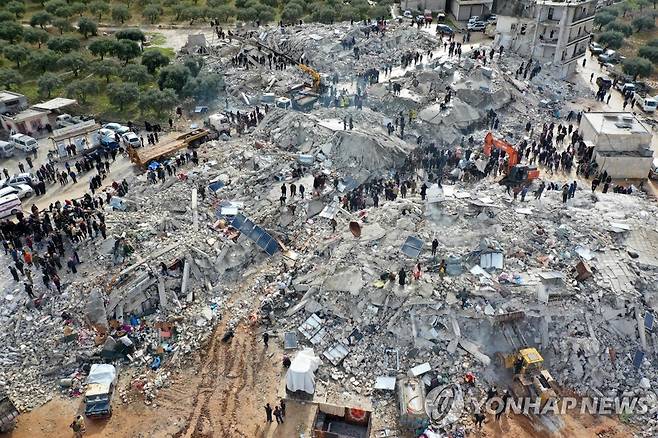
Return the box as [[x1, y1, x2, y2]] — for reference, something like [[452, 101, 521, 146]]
[[250, 40, 323, 93], [493, 312, 558, 406], [483, 132, 539, 187], [127, 129, 213, 168]]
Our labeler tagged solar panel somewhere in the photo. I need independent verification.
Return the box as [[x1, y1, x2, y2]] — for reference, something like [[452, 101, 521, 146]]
[[401, 236, 424, 258], [633, 350, 645, 369], [230, 214, 247, 229], [264, 239, 279, 255], [644, 312, 654, 332], [230, 214, 279, 256]]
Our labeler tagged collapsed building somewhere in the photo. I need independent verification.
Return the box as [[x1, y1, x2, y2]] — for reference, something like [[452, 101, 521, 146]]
[[2, 19, 658, 436]]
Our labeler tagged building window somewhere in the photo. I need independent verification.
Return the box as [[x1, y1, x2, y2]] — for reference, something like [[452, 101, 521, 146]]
[[548, 7, 554, 19]]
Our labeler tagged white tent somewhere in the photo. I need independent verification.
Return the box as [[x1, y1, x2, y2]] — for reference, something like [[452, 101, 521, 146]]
[[286, 348, 321, 394]]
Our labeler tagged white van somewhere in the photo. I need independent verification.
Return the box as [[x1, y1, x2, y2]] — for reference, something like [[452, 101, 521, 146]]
[[9, 134, 38, 153], [0, 194, 22, 219], [0, 141, 14, 158]]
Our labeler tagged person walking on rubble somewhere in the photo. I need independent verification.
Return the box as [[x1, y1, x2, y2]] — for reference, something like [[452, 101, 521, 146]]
[[398, 268, 406, 286], [299, 184, 305, 199], [70, 415, 86, 437], [265, 403, 273, 422], [274, 405, 284, 424], [263, 332, 269, 348], [431, 239, 438, 256]]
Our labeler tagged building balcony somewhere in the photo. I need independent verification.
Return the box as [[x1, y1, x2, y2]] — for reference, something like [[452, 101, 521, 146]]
[[538, 36, 559, 45], [562, 48, 586, 64], [566, 32, 590, 46], [571, 11, 595, 25], [538, 17, 562, 26]]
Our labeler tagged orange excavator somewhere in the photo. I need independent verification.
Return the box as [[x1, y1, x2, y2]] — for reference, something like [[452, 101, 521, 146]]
[[483, 132, 540, 187]]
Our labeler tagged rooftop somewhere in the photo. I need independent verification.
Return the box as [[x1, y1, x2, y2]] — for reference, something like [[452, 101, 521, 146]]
[[536, 0, 595, 5], [582, 112, 652, 137], [0, 90, 25, 102], [32, 97, 77, 112], [1, 108, 49, 123]]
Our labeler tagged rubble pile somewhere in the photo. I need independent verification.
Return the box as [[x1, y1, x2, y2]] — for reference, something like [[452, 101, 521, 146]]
[[3, 19, 658, 436]]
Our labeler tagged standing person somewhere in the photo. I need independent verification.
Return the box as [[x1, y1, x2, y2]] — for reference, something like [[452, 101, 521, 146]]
[[520, 186, 528, 202], [263, 332, 269, 348], [264, 403, 273, 423], [299, 184, 305, 199], [280, 400, 286, 418], [330, 218, 337, 233], [562, 184, 569, 203], [474, 412, 486, 429], [534, 181, 545, 200], [8, 265, 19, 281], [431, 238, 438, 256], [274, 405, 284, 424], [70, 415, 86, 438], [398, 267, 406, 286]]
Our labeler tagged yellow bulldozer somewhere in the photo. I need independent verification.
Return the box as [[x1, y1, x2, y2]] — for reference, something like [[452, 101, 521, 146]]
[[492, 312, 558, 406], [496, 347, 558, 405]]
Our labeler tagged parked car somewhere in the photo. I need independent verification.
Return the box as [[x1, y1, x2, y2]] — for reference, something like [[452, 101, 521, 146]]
[[102, 123, 130, 134], [598, 49, 622, 64], [0, 184, 34, 199], [467, 21, 486, 31], [4, 173, 36, 188], [436, 24, 454, 35], [0, 194, 22, 220], [589, 41, 604, 55], [486, 14, 498, 23], [122, 132, 141, 148], [56, 113, 84, 128], [403, 10, 413, 18], [9, 134, 38, 153], [0, 141, 14, 158], [468, 16, 481, 24]]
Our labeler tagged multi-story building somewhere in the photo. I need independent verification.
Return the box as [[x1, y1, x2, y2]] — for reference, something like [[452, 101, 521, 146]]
[[532, 0, 596, 78], [449, 0, 494, 20], [403, 0, 447, 13], [580, 112, 654, 179]]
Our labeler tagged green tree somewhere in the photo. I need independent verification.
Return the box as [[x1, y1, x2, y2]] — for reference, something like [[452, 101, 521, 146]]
[[88, 37, 116, 59], [91, 58, 120, 82], [597, 30, 625, 49], [58, 52, 87, 77], [604, 20, 633, 36], [107, 81, 138, 110], [119, 0, 134, 7], [65, 78, 100, 104], [120, 63, 150, 84], [181, 73, 223, 102], [142, 4, 163, 23], [3, 45, 29, 68], [158, 64, 190, 93], [111, 4, 131, 23], [184, 56, 204, 77], [70, 2, 87, 16], [0, 21, 23, 43], [53, 17, 73, 34], [618, 2, 634, 17], [648, 37, 658, 46], [0, 11, 15, 22], [115, 28, 145, 42], [638, 45, 658, 63], [207, 0, 229, 6], [30, 11, 52, 28], [27, 49, 58, 73], [48, 36, 81, 53], [637, 0, 651, 10], [595, 12, 616, 30], [141, 49, 170, 73], [6, 1, 26, 18], [182, 6, 205, 24], [89, 0, 110, 21], [78, 17, 98, 38], [622, 57, 653, 79], [207, 5, 236, 22], [112, 39, 141, 65], [0, 68, 22, 89], [171, 4, 187, 21], [282, 3, 304, 22], [632, 16, 656, 32], [45, 0, 67, 14], [38, 72, 61, 98], [138, 88, 176, 116], [22, 27, 50, 48], [311, 5, 336, 23]]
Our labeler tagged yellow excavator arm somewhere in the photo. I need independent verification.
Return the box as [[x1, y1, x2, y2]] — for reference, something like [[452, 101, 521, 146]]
[[298, 63, 321, 91]]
